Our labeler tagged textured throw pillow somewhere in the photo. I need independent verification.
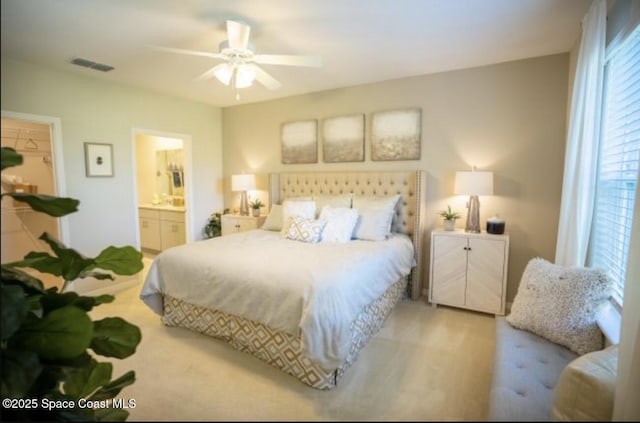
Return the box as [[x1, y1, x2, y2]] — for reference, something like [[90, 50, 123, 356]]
[[284, 216, 326, 243], [281, 200, 316, 234], [552, 344, 618, 421], [351, 194, 400, 241], [261, 204, 283, 231], [319, 205, 359, 243], [313, 194, 353, 218], [506, 258, 612, 355]]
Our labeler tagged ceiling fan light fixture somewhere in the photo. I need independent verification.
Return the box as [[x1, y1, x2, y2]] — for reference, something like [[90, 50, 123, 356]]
[[235, 64, 256, 89], [213, 63, 233, 85]]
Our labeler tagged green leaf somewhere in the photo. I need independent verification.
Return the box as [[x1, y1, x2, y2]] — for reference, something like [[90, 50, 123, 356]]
[[92, 294, 115, 306], [11, 306, 94, 360], [91, 318, 141, 359], [39, 290, 110, 314], [78, 271, 115, 281], [1, 284, 29, 340], [63, 359, 113, 399], [1, 265, 46, 294], [1, 147, 23, 170], [7, 192, 79, 217], [94, 246, 143, 276], [10, 251, 66, 277], [10, 235, 95, 282], [40, 290, 81, 311], [88, 370, 135, 401], [0, 349, 42, 398]]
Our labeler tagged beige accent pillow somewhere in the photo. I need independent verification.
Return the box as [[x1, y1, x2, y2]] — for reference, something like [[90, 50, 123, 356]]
[[261, 204, 283, 231], [281, 200, 316, 235], [506, 258, 612, 355], [552, 344, 618, 421], [284, 216, 326, 243]]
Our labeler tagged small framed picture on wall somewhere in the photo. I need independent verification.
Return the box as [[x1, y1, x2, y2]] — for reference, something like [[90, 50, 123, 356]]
[[84, 142, 114, 177]]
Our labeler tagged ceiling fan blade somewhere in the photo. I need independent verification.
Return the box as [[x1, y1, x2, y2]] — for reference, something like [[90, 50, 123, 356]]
[[197, 63, 232, 84], [247, 64, 282, 90], [253, 54, 322, 67], [149, 45, 224, 60], [226, 20, 251, 50]]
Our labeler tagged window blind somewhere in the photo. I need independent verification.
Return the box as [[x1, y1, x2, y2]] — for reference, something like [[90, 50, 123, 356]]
[[591, 24, 640, 306]]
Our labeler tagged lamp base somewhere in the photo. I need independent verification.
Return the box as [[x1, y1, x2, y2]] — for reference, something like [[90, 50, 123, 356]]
[[465, 195, 482, 233], [239, 191, 249, 216]]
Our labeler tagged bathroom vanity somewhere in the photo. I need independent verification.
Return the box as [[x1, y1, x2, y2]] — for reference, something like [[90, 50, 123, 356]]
[[139, 204, 186, 252]]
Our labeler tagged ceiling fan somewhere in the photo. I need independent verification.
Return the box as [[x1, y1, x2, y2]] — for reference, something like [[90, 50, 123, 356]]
[[152, 20, 322, 94]]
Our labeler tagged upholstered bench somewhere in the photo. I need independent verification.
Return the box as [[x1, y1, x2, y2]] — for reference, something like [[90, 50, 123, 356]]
[[488, 257, 616, 421], [488, 317, 578, 421]]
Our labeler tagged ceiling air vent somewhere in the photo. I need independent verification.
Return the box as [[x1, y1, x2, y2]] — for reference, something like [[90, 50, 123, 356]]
[[70, 57, 114, 72]]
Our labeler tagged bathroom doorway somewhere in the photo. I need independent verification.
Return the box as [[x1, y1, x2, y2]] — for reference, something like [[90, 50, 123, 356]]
[[132, 129, 192, 258]]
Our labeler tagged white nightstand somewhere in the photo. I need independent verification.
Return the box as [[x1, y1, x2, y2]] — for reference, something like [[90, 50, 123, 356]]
[[221, 214, 266, 236], [428, 229, 509, 315]]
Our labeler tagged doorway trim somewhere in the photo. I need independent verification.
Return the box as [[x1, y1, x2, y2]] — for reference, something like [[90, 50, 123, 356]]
[[131, 128, 194, 248], [1, 110, 70, 245]]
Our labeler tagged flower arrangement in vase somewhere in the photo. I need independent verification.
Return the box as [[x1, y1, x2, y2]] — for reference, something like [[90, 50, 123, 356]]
[[438, 205, 461, 231]]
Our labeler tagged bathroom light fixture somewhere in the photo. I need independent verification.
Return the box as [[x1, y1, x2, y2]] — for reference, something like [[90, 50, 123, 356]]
[[231, 174, 256, 216], [454, 168, 494, 233]]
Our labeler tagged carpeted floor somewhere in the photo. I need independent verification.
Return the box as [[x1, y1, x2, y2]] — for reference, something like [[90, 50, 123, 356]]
[[89, 260, 496, 421]]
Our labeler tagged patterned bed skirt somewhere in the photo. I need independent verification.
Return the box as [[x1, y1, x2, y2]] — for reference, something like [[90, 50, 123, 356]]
[[162, 276, 408, 390]]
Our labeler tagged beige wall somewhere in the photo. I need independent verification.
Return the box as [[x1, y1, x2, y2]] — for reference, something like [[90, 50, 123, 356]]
[[1, 58, 223, 256], [222, 53, 569, 301]]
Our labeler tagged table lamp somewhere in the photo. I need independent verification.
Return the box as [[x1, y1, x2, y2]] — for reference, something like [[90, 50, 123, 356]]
[[454, 169, 494, 233], [231, 174, 256, 216]]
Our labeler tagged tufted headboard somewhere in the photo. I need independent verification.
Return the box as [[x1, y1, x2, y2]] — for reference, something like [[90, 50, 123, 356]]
[[269, 171, 426, 300]]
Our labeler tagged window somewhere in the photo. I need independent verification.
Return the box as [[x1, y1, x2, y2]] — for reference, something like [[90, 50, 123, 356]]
[[590, 24, 640, 306]]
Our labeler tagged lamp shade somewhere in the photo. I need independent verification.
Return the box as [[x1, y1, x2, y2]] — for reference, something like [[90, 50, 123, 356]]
[[454, 171, 494, 196], [231, 174, 256, 192]]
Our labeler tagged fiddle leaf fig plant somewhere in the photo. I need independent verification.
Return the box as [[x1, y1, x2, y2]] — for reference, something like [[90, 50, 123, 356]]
[[1, 146, 143, 421]]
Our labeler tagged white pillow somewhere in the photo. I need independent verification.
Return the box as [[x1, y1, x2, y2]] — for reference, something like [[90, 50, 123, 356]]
[[319, 206, 359, 243], [552, 344, 618, 421], [313, 194, 353, 218], [261, 204, 283, 231], [351, 194, 400, 241], [281, 200, 316, 234], [284, 216, 326, 243], [506, 258, 612, 355]]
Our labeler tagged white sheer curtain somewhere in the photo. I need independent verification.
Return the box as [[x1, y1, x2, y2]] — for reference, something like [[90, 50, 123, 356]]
[[555, 0, 607, 266]]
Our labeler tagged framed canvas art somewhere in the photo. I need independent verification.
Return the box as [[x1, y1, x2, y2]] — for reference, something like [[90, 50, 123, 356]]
[[322, 114, 365, 163], [281, 120, 318, 164], [371, 108, 421, 161]]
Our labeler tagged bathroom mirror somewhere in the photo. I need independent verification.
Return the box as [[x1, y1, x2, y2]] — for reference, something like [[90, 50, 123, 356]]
[[155, 149, 184, 197]]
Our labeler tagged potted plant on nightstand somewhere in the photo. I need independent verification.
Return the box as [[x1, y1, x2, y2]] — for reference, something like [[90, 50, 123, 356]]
[[439, 205, 461, 231], [249, 199, 265, 217]]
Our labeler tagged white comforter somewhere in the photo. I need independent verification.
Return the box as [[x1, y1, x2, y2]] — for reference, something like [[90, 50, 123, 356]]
[[140, 229, 415, 369]]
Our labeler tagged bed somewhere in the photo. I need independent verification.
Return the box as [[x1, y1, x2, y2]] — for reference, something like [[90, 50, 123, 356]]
[[140, 171, 426, 389]]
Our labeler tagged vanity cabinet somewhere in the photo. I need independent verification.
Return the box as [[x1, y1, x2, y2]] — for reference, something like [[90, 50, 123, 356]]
[[429, 229, 509, 315], [139, 207, 185, 252], [159, 210, 186, 250]]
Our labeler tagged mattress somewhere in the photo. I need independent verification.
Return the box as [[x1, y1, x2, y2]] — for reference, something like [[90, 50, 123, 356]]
[[140, 229, 415, 369]]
